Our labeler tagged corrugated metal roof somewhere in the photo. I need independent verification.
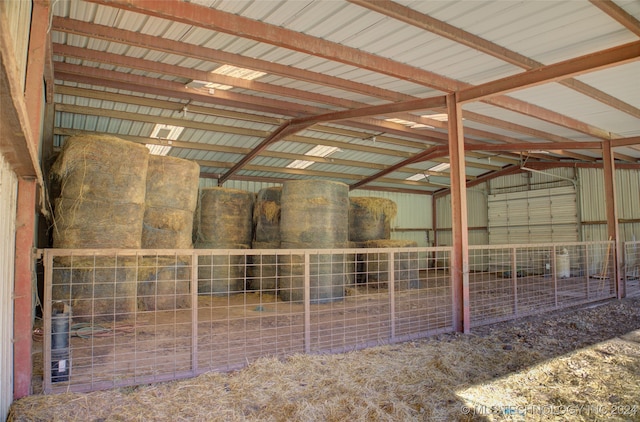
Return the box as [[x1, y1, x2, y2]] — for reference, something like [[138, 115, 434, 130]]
[[48, 0, 640, 195]]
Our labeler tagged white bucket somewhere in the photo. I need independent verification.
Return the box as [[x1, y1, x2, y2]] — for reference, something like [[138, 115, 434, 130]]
[[556, 249, 570, 278]]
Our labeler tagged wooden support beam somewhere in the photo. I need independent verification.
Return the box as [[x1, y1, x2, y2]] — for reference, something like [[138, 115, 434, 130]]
[[459, 41, 640, 104], [602, 140, 623, 298], [447, 94, 470, 333]]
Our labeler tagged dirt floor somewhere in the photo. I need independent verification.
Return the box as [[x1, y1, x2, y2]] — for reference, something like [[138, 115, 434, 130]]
[[10, 295, 640, 421]]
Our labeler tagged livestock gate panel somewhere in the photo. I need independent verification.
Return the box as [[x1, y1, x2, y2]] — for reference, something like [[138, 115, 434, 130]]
[[468, 241, 616, 327], [625, 241, 640, 296], [42, 247, 454, 393]]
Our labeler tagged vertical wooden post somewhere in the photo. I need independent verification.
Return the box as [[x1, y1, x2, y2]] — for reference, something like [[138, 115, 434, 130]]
[[602, 140, 622, 298], [14, 0, 50, 399], [447, 93, 470, 333]]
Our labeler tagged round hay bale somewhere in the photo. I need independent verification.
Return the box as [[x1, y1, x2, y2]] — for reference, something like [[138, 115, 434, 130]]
[[195, 187, 254, 247], [358, 239, 420, 290], [248, 241, 280, 291], [253, 187, 282, 243], [52, 197, 144, 249], [142, 207, 194, 249], [51, 134, 149, 204], [137, 257, 192, 311], [280, 180, 348, 247], [195, 243, 250, 295], [349, 197, 397, 242], [277, 246, 353, 303], [145, 155, 200, 211], [51, 256, 138, 322]]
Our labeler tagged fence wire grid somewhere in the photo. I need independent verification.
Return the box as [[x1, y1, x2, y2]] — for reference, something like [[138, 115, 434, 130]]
[[42, 241, 624, 393]]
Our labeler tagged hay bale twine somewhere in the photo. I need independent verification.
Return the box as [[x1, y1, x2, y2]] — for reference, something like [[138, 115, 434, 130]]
[[253, 187, 281, 243], [280, 180, 348, 247], [349, 197, 397, 242], [50, 134, 149, 249], [51, 256, 138, 322], [195, 187, 254, 247], [358, 239, 420, 290], [248, 241, 280, 291], [142, 155, 199, 249], [195, 243, 250, 295], [137, 256, 192, 311]]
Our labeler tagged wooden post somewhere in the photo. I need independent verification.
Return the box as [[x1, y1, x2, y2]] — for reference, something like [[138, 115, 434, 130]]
[[447, 93, 470, 333]]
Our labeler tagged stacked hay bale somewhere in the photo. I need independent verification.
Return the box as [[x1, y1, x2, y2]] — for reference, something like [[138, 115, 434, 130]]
[[349, 197, 418, 289], [279, 180, 350, 303], [359, 239, 419, 290], [50, 135, 150, 319], [51, 134, 149, 249], [142, 155, 200, 249], [249, 187, 282, 292], [349, 197, 397, 245], [194, 187, 254, 294], [138, 155, 199, 310]]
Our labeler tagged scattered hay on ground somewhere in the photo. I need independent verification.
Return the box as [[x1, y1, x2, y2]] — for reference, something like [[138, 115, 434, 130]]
[[9, 297, 640, 421]]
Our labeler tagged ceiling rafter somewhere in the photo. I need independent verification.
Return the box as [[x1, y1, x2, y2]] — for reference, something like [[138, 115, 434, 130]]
[[349, 0, 640, 119], [51, 16, 409, 103], [85, 0, 628, 142], [458, 40, 640, 104], [590, 0, 640, 37], [53, 16, 605, 164]]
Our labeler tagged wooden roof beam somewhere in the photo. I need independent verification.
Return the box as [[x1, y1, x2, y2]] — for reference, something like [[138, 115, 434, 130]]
[[590, 0, 640, 37], [459, 40, 640, 104], [350, 0, 640, 119], [85, 0, 625, 142]]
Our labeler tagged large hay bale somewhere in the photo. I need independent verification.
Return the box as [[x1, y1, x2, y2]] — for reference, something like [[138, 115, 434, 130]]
[[278, 244, 353, 304], [195, 243, 250, 295], [144, 155, 200, 211], [280, 180, 348, 247], [195, 187, 254, 247], [142, 155, 199, 249], [50, 135, 149, 249], [53, 198, 145, 249], [136, 257, 192, 311], [51, 256, 138, 322], [142, 208, 195, 249], [51, 134, 149, 204], [358, 239, 420, 290], [278, 180, 349, 302], [253, 187, 281, 243], [248, 241, 280, 291], [349, 197, 397, 242]]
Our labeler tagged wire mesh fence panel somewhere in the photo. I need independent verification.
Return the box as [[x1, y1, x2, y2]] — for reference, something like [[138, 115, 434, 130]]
[[625, 241, 640, 297], [308, 250, 391, 353], [469, 247, 516, 326], [468, 242, 617, 328], [196, 250, 305, 373], [393, 249, 453, 340], [44, 251, 195, 393]]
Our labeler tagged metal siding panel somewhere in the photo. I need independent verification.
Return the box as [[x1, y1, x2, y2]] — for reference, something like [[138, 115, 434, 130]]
[[0, 154, 18, 421], [616, 169, 640, 221], [578, 168, 606, 222], [3, 0, 32, 91]]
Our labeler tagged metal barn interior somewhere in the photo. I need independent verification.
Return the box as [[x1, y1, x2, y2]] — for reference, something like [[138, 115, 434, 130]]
[[1, 0, 639, 417]]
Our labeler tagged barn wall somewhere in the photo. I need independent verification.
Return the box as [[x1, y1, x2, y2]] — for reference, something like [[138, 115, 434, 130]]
[[0, 0, 31, 92], [0, 154, 18, 420], [435, 184, 489, 247], [579, 168, 640, 242]]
